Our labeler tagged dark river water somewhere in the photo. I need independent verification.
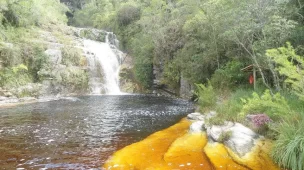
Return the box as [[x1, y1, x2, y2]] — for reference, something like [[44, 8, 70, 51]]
[[0, 95, 194, 169]]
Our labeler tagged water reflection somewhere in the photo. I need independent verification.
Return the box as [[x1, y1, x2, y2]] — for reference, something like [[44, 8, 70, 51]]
[[0, 95, 194, 169]]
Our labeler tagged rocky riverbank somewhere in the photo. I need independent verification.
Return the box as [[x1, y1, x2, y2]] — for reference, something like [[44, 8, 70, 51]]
[[103, 112, 280, 170]]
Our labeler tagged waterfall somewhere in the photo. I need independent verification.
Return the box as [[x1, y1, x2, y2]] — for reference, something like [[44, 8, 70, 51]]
[[83, 32, 123, 95]]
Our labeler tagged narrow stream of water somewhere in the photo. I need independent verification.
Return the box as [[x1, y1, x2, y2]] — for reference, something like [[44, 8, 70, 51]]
[[0, 95, 194, 169]]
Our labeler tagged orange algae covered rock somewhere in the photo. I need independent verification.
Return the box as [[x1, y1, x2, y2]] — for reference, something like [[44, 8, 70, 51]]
[[103, 118, 193, 170], [226, 139, 280, 170], [103, 117, 280, 170], [204, 142, 249, 170], [163, 132, 214, 169]]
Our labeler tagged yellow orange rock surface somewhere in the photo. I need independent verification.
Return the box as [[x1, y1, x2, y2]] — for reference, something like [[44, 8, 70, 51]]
[[103, 118, 214, 170], [204, 142, 249, 170], [163, 132, 213, 169], [227, 139, 280, 170], [103, 118, 281, 170]]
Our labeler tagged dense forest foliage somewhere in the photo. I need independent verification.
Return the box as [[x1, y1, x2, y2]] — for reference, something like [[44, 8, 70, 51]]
[[68, 0, 304, 92], [67, 1, 304, 169]]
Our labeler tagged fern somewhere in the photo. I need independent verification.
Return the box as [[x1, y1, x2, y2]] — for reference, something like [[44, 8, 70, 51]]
[[194, 81, 216, 109], [266, 42, 304, 101], [241, 90, 290, 119]]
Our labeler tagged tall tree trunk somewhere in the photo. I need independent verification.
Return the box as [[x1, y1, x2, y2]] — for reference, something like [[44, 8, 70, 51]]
[[252, 55, 273, 93], [268, 60, 281, 91]]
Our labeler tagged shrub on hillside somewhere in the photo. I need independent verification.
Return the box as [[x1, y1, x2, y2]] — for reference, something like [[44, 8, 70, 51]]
[[61, 47, 83, 66], [131, 34, 154, 89], [59, 67, 89, 92], [211, 60, 247, 90], [241, 90, 290, 120], [195, 82, 216, 109], [116, 5, 140, 26], [1, 0, 67, 27], [267, 43, 304, 101], [0, 64, 31, 89], [0, 42, 22, 67]]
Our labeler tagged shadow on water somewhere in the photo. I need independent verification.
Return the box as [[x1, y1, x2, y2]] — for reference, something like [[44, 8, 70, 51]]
[[0, 95, 194, 169]]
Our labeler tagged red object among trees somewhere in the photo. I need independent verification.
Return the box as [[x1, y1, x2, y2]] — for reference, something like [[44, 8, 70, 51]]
[[249, 74, 254, 84]]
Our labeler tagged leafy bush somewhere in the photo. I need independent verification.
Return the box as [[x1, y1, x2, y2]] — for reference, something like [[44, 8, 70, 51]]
[[271, 113, 304, 170], [131, 34, 154, 89], [195, 82, 216, 109], [71, 2, 100, 27], [134, 61, 153, 89], [61, 47, 83, 66], [1, 0, 67, 27], [210, 69, 231, 90], [162, 60, 180, 89], [116, 5, 141, 26], [241, 90, 290, 119], [0, 42, 22, 67], [25, 45, 49, 82], [59, 67, 89, 92], [267, 42, 304, 101], [0, 64, 31, 88], [211, 60, 247, 90]]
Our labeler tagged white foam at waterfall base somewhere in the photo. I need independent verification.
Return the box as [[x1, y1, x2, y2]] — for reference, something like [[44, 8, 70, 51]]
[[84, 39, 122, 95]]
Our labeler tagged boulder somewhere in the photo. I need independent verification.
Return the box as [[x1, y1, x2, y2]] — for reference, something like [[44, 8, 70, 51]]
[[187, 112, 203, 120], [206, 122, 260, 157], [189, 121, 205, 133]]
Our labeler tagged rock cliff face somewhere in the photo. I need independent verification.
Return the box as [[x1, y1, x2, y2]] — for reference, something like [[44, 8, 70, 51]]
[[37, 27, 89, 96], [0, 26, 132, 105]]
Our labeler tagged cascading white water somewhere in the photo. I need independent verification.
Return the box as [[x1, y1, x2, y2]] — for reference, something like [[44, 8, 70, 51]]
[[83, 33, 122, 95]]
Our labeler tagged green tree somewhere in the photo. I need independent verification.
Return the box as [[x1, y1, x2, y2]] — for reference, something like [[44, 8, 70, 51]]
[[267, 43, 304, 100]]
